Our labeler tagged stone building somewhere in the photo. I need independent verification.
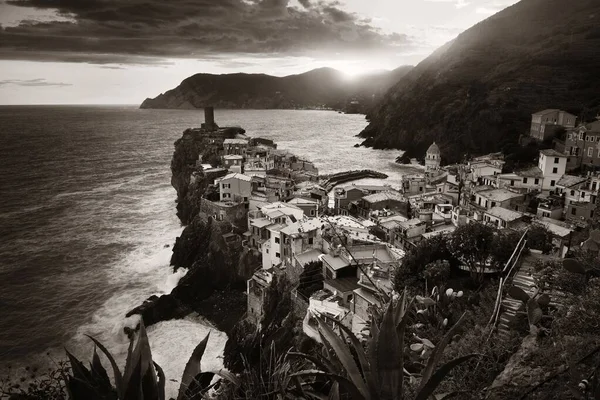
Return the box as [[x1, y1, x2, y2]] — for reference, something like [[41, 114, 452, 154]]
[[425, 142, 441, 171]]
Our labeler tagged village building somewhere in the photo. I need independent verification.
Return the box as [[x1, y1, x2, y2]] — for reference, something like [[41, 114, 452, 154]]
[[402, 175, 427, 195], [216, 172, 252, 203], [537, 149, 567, 191], [534, 218, 574, 257], [303, 289, 353, 342], [222, 154, 244, 173], [554, 119, 600, 170], [536, 197, 564, 220], [530, 109, 576, 141], [279, 217, 324, 282], [392, 218, 427, 250], [354, 190, 408, 220], [223, 138, 249, 156], [471, 187, 525, 210], [247, 268, 274, 324], [287, 196, 319, 217], [333, 184, 392, 215], [483, 206, 526, 229]]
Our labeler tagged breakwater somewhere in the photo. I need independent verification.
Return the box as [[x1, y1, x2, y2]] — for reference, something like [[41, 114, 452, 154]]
[[320, 169, 388, 191]]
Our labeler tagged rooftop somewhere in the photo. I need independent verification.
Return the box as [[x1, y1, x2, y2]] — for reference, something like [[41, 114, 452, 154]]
[[287, 197, 319, 206], [534, 220, 572, 238], [322, 254, 351, 271], [540, 149, 567, 158], [426, 142, 440, 155], [485, 206, 524, 222], [223, 138, 249, 145], [250, 217, 273, 228], [398, 218, 425, 230], [515, 166, 543, 178], [362, 190, 406, 204], [294, 249, 323, 267], [557, 174, 588, 188], [324, 277, 361, 294], [478, 188, 524, 202], [220, 172, 252, 182], [421, 225, 456, 239], [223, 155, 243, 160], [532, 109, 560, 116], [281, 217, 324, 236]]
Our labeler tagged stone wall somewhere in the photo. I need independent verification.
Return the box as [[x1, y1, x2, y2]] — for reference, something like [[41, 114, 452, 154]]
[[200, 199, 248, 231]]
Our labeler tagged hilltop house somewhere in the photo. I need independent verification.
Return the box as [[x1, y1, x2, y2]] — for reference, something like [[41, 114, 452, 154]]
[[530, 109, 576, 141]]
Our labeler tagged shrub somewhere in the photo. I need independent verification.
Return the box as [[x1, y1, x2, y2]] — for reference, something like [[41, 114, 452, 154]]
[[528, 225, 554, 254]]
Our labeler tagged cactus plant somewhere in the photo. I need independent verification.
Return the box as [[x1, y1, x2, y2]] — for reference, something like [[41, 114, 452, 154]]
[[563, 258, 600, 282], [507, 286, 551, 333]]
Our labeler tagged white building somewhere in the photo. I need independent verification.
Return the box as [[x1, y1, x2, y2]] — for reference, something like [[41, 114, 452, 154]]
[[216, 173, 252, 202], [483, 206, 525, 229], [538, 149, 567, 191]]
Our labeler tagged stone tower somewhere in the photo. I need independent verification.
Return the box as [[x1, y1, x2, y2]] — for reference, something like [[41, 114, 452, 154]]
[[425, 142, 441, 171]]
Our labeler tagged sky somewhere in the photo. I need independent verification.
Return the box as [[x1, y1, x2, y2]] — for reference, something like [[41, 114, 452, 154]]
[[0, 0, 519, 105]]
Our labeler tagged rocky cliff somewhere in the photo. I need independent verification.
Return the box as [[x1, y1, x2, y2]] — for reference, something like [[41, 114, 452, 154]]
[[359, 0, 600, 163], [127, 127, 260, 332], [140, 67, 412, 114]]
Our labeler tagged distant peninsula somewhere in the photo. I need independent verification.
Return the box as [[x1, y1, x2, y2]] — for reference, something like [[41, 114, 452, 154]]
[[140, 66, 412, 114]]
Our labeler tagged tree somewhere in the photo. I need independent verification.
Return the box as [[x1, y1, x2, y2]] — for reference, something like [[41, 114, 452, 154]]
[[527, 224, 554, 254], [449, 222, 497, 283], [393, 235, 457, 291], [297, 260, 323, 299]]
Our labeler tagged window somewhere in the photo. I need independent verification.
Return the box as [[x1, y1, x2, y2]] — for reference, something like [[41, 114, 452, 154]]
[[589, 147, 594, 157], [535, 178, 539, 184], [552, 167, 558, 174], [266, 249, 269, 253], [308, 238, 314, 245], [592, 136, 596, 142], [551, 180, 556, 187], [523, 178, 528, 184], [579, 133, 584, 140], [275, 252, 280, 258], [275, 237, 280, 244], [222, 183, 230, 189], [310, 209, 316, 216], [582, 192, 586, 199], [223, 193, 231, 198], [571, 190, 575, 196], [571, 208, 577, 216], [554, 157, 559, 164], [510, 180, 515, 186]]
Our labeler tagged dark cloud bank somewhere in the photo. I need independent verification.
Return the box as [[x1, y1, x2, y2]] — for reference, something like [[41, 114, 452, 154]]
[[1, 0, 413, 64]]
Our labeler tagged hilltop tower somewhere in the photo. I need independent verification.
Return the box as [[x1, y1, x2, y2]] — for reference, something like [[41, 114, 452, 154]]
[[425, 142, 441, 171], [201, 106, 218, 131]]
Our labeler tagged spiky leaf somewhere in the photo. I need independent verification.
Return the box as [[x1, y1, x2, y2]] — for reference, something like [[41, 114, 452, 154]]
[[563, 258, 586, 275], [153, 362, 166, 400], [178, 332, 211, 400], [377, 300, 402, 399], [86, 335, 125, 399], [314, 315, 370, 399], [415, 295, 436, 307], [414, 354, 478, 400], [507, 286, 530, 303], [419, 312, 466, 388], [325, 316, 376, 395]]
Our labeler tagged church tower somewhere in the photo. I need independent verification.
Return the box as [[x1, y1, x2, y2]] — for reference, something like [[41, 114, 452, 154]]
[[425, 142, 441, 171]]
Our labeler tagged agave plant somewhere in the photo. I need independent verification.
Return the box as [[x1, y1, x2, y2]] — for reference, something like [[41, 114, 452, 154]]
[[290, 292, 477, 400], [507, 286, 551, 333], [65, 322, 237, 400]]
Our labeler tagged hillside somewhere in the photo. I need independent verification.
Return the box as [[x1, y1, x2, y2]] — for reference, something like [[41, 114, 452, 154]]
[[140, 66, 412, 113], [359, 0, 600, 163]]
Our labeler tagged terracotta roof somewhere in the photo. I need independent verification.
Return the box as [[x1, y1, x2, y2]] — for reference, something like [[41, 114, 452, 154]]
[[540, 149, 567, 157], [557, 174, 587, 188]]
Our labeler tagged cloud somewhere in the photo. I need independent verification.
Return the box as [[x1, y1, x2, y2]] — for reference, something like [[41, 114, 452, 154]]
[[423, 0, 471, 9], [0, 78, 72, 86], [0, 0, 416, 64]]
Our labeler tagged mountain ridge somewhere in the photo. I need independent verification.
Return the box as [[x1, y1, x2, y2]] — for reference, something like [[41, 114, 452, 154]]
[[139, 66, 413, 113]]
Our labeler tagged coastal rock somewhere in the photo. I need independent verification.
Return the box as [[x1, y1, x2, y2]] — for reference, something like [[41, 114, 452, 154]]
[[125, 294, 189, 327]]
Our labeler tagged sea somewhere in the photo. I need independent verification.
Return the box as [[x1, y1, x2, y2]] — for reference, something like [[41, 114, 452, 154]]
[[0, 106, 418, 396]]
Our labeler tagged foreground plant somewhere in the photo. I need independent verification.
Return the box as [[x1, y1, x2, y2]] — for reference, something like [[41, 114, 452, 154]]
[[64, 322, 236, 400], [291, 292, 477, 400]]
